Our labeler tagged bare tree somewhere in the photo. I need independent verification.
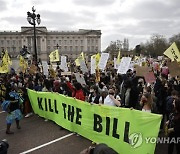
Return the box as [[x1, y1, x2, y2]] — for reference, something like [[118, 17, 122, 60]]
[[169, 33, 180, 49]]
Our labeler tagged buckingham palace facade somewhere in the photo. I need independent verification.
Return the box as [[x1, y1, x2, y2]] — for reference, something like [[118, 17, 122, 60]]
[[0, 26, 101, 61]]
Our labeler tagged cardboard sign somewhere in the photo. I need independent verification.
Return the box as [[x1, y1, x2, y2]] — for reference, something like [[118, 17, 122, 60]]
[[144, 72, 156, 83], [135, 66, 150, 77], [167, 61, 180, 77]]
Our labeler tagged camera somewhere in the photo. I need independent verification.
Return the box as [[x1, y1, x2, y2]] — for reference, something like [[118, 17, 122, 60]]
[[0, 139, 9, 154]]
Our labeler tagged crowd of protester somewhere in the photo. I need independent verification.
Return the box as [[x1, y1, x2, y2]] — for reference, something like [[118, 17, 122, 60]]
[[0, 57, 180, 154]]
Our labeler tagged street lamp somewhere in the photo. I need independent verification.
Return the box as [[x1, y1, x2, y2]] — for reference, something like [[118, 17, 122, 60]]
[[27, 6, 41, 64]]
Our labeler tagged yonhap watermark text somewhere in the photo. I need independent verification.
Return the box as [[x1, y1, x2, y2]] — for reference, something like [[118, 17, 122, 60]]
[[145, 137, 180, 144]]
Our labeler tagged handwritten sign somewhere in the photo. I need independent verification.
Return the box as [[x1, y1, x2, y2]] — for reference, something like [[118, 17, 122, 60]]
[[117, 57, 131, 74], [98, 53, 109, 70], [42, 61, 49, 77]]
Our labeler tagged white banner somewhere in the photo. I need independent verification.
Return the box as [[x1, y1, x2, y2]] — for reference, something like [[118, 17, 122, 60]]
[[129, 61, 135, 71], [98, 53, 109, 70], [60, 56, 68, 72], [11, 60, 19, 71], [79, 59, 88, 73], [74, 73, 86, 85], [117, 57, 132, 74], [91, 56, 96, 74], [42, 61, 49, 77]]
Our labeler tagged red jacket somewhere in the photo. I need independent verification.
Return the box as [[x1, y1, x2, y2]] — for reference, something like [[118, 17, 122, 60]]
[[67, 81, 76, 97], [75, 89, 85, 101]]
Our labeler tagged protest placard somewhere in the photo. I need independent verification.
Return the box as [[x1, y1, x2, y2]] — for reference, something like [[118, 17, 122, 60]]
[[117, 57, 131, 74], [91, 56, 96, 74], [74, 73, 86, 85], [167, 61, 180, 77], [114, 58, 121, 69], [98, 53, 109, 70], [144, 72, 156, 83], [60, 56, 68, 72], [79, 59, 88, 73], [135, 66, 150, 77], [61, 72, 72, 76], [129, 61, 135, 71], [42, 61, 49, 76]]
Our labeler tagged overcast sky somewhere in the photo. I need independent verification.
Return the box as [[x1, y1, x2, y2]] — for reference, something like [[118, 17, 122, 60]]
[[0, 0, 179, 50]]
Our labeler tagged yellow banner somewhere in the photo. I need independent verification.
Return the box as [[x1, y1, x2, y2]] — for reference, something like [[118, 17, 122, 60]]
[[2, 50, 12, 66], [0, 65, 9, 73], [0, 50, 11, 73], [91, 53, 100, 68], [116, 50, 121, 64], [164, 42, 180, 62], [19, 55, 28, 72], [75, 52, 85, 66], [49, 50, 59, 62]]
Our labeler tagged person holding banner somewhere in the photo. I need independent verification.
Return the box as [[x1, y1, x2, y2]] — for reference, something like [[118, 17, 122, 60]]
[[99, 90, 108, 104], [88, 85, 100, 104], [104, 89, 121, 107], [140, 93, 153, 113], [73, 82, 85, 101]]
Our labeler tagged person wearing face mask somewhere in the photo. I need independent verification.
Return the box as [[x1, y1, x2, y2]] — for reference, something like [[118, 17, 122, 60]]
[[88, 86, 100, 104], [104, 89, 121, 107]]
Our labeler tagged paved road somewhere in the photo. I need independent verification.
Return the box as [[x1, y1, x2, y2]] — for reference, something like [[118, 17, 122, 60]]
[[0, 110, 176, 154]]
